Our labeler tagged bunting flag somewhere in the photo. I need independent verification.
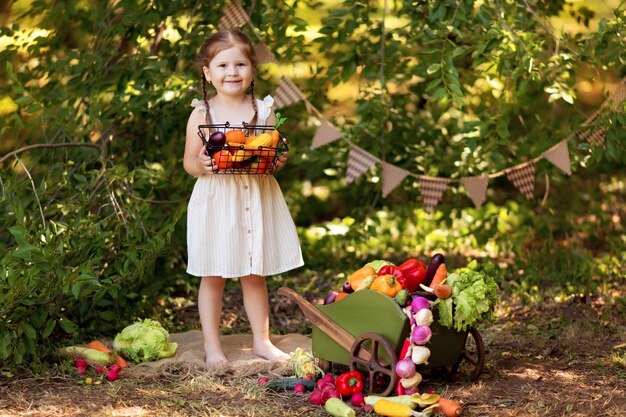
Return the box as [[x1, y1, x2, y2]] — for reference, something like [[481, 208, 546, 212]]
[[381, 162, 410, 197], [217, 1, 250, 31], [346, 146, 379, 184], [273, 76, 304, 109], [608, 77, 626, 110], [311, 119, 343, 149], [461, 176, 489, 208], [542, 140, 572, 175], [576, 110, 606, 146], [506, 162, 536, 200], [418, 177, 449, 214], [254, 42, 276, 65]]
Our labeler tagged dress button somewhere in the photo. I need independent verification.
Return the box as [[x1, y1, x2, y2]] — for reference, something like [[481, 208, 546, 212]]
[[247, 230, 251, 234], [244, 185, 249, 189], [245, 207, 250, 211]]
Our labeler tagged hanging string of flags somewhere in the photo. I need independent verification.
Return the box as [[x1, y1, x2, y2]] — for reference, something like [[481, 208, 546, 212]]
[[218, 1, 625, 213]]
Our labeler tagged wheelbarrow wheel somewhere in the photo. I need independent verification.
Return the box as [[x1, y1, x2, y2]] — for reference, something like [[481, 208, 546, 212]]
[[348, 332, 398, 397], [450, 327, 485, 381]]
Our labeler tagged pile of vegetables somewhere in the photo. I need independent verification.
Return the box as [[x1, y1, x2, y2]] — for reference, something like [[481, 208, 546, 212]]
[[59, 339, 127, 384], [262, 369, 463, 417]]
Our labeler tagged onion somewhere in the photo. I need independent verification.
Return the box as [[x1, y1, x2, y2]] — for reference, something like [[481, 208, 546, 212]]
[[400, 372, 422, 388], [395, 357, 416, 379], [413, 309, 433, 326], [412, 325, 432, 345], [411, 346, 431, 365], [410, 296, 430, 313]]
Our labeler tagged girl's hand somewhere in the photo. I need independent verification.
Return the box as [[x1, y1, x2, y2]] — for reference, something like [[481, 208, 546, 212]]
[[274, 151, 288, 171], [274, 137, 289, 171], [197, 148, 215, 175]]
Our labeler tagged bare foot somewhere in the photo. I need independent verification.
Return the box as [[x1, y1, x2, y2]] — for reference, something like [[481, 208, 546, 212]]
[[204, 345, 228, 365], [253, 340, 290, 362]]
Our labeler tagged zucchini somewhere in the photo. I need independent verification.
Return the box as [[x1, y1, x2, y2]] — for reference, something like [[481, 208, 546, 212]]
[[263, 377, 316, 391], [422, 253, 445, 287]]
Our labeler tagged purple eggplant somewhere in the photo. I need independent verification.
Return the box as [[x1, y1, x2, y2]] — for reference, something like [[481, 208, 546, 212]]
[[342, 281, 354, 294], [422, 253, 445, 287], [323, 291, 338, 305]]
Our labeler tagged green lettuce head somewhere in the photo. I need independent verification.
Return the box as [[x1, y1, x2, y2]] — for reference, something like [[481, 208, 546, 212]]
[[113, 318, 178, 363], [364, 259, 394, 272]]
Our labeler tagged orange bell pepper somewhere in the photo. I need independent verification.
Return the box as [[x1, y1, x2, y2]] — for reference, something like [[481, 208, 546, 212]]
[[370, 274, 403, 297], [348, 265, 376, 290]]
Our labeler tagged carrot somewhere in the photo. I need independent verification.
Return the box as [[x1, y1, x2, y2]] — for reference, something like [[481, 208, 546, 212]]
[[438, 397, 463, 416], [115, 354, 128, 368], [86, 340, 112, 354], [270, 130, 280, 147], [428, 263, 447, 289]]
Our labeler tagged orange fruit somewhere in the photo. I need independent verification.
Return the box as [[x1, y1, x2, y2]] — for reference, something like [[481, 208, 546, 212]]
[[225, 129, 246, 144], [214, 150, 233, 170], [335, 292, 350, 302]]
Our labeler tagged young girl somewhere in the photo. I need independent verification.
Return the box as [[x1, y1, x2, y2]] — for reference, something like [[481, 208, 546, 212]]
[[183, 30, 304, 364]]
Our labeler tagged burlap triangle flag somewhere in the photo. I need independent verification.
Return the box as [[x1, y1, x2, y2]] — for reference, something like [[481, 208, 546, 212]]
[[542, 140, 572, 175], [418, 177, 449, 214], [576, 77, 625, 146], [381, 162, 410, 197], [460, 176, 489, 208], [273, 76, 304, 109], [346, 146, 379, 184], [311, 120, 343, 149], [608, 77, 626, 110], [217, 1, 250, 31], [254, 42, 276, 65], [506, 162, 536, 200], [576, 110, 606, 146]]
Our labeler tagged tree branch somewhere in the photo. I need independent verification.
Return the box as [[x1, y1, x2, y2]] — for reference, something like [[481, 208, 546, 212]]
[[0, 143, 103, 165]]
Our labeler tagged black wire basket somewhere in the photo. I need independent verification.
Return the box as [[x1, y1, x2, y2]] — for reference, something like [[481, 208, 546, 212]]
[[197, 122, 288, 175]]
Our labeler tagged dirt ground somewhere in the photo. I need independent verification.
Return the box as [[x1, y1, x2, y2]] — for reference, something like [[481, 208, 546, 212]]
[[1, 288, 625, 417]]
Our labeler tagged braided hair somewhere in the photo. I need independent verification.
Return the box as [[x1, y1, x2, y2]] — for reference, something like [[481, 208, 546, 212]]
[[196, 30, 258, 125]]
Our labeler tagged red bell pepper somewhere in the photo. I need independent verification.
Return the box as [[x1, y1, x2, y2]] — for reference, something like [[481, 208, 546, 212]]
[[335, 370, 364, 396], [398, 258, 427, 293], [377, 265, 407, 289]]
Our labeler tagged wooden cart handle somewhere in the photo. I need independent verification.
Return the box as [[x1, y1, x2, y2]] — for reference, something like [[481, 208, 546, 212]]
[[277, 287, 370, 361]]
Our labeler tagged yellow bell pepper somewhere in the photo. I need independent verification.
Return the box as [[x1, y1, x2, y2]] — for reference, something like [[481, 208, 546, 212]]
[[370, 274, 403, 297]]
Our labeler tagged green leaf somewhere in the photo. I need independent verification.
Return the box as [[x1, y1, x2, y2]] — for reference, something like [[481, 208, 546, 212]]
[[42, 319, 56, 338], [426, 63, 441, 75], [58, 316, 78, 334]]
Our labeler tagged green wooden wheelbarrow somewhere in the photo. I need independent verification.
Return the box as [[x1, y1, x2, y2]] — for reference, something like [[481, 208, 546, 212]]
[[278, 287, 485, 396]]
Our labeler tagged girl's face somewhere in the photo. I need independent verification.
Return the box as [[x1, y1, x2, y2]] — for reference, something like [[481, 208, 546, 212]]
[[203, 46, 253, 98]]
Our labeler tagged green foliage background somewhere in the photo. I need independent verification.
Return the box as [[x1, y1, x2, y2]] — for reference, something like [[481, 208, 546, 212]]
[[0, 0, 624, 371]]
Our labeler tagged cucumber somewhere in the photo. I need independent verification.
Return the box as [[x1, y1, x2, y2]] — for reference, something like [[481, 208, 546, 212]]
[[422, 253, 445, 287], [325, 397, 356, 417], [263, 377, 316, 391]]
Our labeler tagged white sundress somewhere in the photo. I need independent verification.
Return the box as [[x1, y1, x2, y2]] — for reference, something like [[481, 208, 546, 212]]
[[186, 95, 304, 278]]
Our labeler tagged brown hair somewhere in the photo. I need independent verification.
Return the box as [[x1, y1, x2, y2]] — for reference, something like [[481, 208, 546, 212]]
[[197, 30, 258, 125]]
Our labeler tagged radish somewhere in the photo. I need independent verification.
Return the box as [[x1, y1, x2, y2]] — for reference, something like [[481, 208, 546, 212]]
[[294, 383, 307, 394], [309, 389, 323, 405], [106, 369, 120, 381], [351, 392, 365, 407], [323, 373, 336, 385], [258, 377, 270, 386], [95, 366, 105, 374]]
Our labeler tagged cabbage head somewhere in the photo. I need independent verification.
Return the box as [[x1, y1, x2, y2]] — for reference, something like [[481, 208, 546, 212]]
[[113, 318, 178, 363], [364, 259, 394, 272]]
